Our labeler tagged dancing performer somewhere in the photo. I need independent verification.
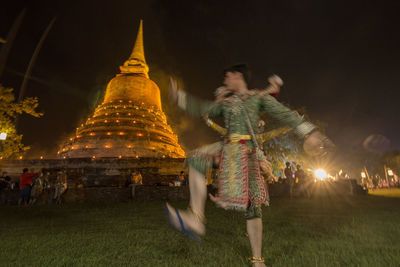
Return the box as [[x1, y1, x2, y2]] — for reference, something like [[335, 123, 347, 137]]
[[165, 64, 333, 266]]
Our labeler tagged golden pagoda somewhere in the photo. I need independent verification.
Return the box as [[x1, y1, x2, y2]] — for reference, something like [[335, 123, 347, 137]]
[[59, 21, 185, 158]]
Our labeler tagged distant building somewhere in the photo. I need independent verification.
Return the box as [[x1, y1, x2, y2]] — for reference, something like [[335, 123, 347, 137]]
[[59, 21, 185, 158]]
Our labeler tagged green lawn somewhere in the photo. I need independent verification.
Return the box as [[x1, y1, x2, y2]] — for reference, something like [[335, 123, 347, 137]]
[[1, 193, 400, 266]]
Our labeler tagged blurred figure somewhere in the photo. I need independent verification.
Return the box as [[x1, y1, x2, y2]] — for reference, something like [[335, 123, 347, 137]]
[[165, 64, 333, 266], [177, 171, 186, 186], [296, 165, 311, 198], [0, 171, 11, 189], [0, 172, 12, 204], [18, 168, 37, 205], [361, 176, 368, 190], [29, 170, 49, 205], [54, 171, 68, 204], [130, 171, 143, 199], [284, 162, 295, 198]]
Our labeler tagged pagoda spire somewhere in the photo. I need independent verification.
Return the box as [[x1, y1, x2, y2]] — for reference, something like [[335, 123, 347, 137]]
[[130, 20, 145, 63], [120, 20, 149, 77]]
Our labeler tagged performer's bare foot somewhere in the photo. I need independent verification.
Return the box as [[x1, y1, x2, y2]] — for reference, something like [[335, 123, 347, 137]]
[[165, 202, 206, 236]]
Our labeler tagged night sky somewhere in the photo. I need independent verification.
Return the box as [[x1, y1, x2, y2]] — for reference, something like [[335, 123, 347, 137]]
[[1, 0, 400, 158]]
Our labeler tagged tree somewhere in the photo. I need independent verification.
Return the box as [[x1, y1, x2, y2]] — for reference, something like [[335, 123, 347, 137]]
[[0, 84, 43, 159], [261, 106, 326, 176]]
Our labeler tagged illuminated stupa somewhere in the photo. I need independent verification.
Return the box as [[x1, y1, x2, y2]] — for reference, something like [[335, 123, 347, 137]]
[[59, 21, 185, 158]]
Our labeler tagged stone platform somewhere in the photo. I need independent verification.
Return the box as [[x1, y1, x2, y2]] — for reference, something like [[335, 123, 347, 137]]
[[0, 158, 365, 204], [0, 157, 187, 187], [0, 157, 189, 203]]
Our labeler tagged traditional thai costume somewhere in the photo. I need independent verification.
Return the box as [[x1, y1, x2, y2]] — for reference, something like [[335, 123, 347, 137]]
[[176, 88, 316, 219]]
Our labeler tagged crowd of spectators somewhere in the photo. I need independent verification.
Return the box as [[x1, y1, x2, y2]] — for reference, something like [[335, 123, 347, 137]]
[[0, 168, 68, 205]]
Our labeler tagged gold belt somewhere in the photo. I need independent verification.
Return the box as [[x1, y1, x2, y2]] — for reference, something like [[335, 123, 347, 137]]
[[228, 134, 252, 142]]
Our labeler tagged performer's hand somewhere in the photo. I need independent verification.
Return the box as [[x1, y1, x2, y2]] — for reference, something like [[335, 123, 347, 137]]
[[303, 131, 336, 157], [169, 76, 179, 102], [267, 74, 283, 93], [268, 74, 283, 86]]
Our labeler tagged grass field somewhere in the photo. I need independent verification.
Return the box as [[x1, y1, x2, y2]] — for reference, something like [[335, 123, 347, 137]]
[[1, 192, 400, 266]]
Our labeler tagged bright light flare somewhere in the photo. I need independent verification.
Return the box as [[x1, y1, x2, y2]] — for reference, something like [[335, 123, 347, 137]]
[[361, 172, 366, 178], [315, 169, 327, 180], [0, 132, 7, 140], [388, 169, 394, 176]]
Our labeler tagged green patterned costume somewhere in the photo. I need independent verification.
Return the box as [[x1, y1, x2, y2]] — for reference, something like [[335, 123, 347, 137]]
[[177, 89, 316, 218]]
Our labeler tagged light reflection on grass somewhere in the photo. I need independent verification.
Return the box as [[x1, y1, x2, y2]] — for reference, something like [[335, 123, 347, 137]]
[[369, 188, 400, 198]]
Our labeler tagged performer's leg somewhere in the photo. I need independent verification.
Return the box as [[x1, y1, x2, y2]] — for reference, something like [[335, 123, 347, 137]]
[[247, 218, 266, 267], [166, 166, 206, 235], [188, 166, 207, 219]]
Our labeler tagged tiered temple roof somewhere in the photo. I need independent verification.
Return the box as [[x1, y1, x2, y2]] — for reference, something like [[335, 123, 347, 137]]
[[59, 21, 185, 158]]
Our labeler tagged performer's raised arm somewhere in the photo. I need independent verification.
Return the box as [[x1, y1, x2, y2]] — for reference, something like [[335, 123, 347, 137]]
[[259, 88, 334, 157], [169, 76, 223, 118], [259, 94, 316, 138]]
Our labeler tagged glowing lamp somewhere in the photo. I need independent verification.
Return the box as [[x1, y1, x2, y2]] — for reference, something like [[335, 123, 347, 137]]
[[315, 169, 327, 180], [388, 170, 394, 176], [118, 155, 122, 159], [40, 156, 43, 159], [361, 172, 366, 178], [137, 133, 143, 136], [92, 156, 96, 159], [107, 132, 112, 135], [0, 132, 7, 140], [19, 156, 23, 160], [0, 133, 7, 140]]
